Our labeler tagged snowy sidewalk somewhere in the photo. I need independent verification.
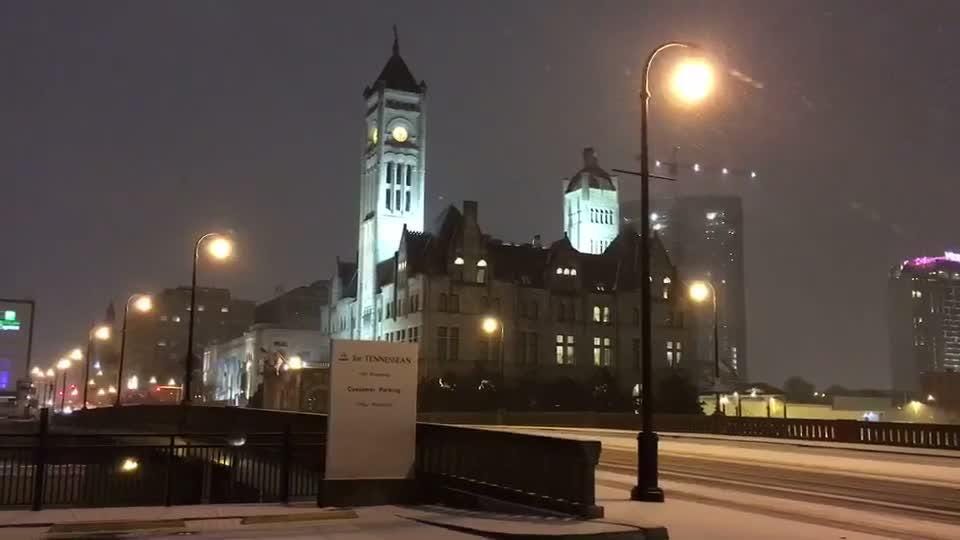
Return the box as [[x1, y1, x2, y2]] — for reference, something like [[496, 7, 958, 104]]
[[0, 503, 664, 539]]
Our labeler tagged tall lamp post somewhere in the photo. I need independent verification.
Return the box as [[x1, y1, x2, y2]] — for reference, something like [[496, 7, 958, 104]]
[[689, 280, 722, 414], [44, 368, 55, 407], [115, 294, 153, 407], [56, 357, 72, 412], [480, 317, 505, 386], [631, 42, 714, 503], [81, 325, 112, 410], [183, 233, 233, 405]]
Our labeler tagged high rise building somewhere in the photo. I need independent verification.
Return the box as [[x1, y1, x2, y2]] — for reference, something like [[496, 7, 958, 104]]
[[254, 280, 330, 329], [889, 252, 960, 392], [563, 148, 620, 254], [122, 286, 254, 398], [623, 195, 748, 384]]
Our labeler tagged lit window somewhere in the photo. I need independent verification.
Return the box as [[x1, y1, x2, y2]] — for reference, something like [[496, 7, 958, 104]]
[[157, 340, 167, 347], [454, 257, 465, 266], [555, 335, 575, 365], [172, 316, 181, 323], [198, 305, 205, 312], [477, 259, 487, 267], [563, 268, 571, 275], [593, 306, 601, 322], [570, 268, 577, 276], [706, 212, 718, 220], [666, 341, 683, 367], [663, 277, 672, 284], [653, 223, 663, 231], [220, 306, 229, 313], [556, 267, 563, 275], [159, 315, 168, 322]]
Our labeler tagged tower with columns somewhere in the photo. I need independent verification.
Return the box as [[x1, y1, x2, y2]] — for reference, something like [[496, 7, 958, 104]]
[[563, 148, 620, 254], [355, 29, 427, 338]]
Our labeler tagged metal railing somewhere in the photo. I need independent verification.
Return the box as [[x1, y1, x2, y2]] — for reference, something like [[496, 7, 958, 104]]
[[418, 411, 960, 451], [417, 423, 602, 518], [0, 409, 324, 510]]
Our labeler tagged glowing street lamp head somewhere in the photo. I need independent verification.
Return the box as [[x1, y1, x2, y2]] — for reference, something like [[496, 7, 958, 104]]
[[206, 236, 233, 260], [688, 281, 712, 303], [69, 348, 83, 361], [31, 367, 42, 377], [46, 368, 55, 377], [481, 317, 500, 335], [132, 295, 153, 313], [56, 358, 72, 371], [671, 58, 714, 104], [93, 325, 111, 341]]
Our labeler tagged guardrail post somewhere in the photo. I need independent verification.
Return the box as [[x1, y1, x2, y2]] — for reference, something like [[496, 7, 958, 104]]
[[31, 407, 49, 511], [164, 435, 175, 506], [280, 424, 291, 504]]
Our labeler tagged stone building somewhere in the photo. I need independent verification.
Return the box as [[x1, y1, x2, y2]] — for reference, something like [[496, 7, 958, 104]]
[[325, 33, 692, 396], [329, 199, 690, 394]]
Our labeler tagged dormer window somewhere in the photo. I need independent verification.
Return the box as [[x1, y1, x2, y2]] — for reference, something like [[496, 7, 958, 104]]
[[454, 257, 464, 266]]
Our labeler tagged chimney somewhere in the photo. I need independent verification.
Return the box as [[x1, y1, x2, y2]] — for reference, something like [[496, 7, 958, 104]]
[[532, 234, 542, 248], [463, 200, 478, 224]]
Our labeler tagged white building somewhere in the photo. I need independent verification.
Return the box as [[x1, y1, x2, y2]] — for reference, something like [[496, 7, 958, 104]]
[[563, 148, 620, 255], [354, 31, 427, 340], [203, 324, 329, 405]]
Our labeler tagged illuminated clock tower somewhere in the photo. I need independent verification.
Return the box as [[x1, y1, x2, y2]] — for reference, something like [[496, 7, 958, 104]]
[[356, 28, 427, 338]]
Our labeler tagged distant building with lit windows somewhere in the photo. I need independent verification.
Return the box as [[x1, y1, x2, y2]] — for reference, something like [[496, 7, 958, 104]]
[[623, 195, 748, 385], [889, 252, 960, 393]]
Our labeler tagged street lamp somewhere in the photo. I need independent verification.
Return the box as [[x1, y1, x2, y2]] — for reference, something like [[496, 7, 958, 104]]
[[81, 324, 112, 410], [184, 233, 234, 405], [631, 41, 712, 504], [688, 280, 722, 415], [56, 358, 71, 412], [480, 316, 505, 392], [115, 294, 153, 407]]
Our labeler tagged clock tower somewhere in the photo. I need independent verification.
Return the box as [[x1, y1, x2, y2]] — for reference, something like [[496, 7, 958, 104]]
[[356, 28, 427, 338]]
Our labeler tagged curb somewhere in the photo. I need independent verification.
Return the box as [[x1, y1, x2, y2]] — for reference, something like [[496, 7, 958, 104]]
[[406, 517, 668, 540]]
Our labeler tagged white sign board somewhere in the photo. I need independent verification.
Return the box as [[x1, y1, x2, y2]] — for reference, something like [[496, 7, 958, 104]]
[[325, 340, 419, 480]]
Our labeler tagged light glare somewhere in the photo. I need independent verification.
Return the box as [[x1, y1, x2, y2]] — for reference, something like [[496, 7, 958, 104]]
[[689, 281, 711, 303], [481, 317, 500, 335], [207, 236, 233, 260], [671, 58, 714, 103]]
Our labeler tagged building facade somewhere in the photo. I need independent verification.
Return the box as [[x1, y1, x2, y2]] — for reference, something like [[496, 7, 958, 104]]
[[202, 325, 330, 406], [355, 33, 427, 341], [254, 280, 330, 329], [624, 195, 748, 385], [889, 252, 960, 392], [325, 34, 692, 396], [329, 200, 690, 394]]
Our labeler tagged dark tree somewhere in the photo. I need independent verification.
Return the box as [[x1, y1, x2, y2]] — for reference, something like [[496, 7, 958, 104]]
[[824, 385, 850, 397], [655, 369, 703, 414], [783, 376, 816, 402]]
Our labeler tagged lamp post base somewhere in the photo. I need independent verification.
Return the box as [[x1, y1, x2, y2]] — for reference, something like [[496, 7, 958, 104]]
[[630, 431, 664, 502]]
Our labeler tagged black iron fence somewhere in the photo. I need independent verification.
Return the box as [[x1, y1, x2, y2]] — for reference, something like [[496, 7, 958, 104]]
[[0, 410, 324, 510], [418, 411, 960, 451], [417, 423, 602, 518]]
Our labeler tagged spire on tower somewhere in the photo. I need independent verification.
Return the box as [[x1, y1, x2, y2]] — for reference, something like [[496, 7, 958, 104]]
[[392, 24, 399, 56]]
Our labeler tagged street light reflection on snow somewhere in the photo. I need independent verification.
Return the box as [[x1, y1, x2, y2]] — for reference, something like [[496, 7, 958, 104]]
[[120, 458, 139, 473]]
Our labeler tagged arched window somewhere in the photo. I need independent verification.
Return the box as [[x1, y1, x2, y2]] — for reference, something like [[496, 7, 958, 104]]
[[477, 259, 488, 267], [454, 257, 464, 266]]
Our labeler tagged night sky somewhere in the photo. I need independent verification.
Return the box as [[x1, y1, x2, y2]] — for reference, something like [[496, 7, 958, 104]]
[[3, 1, 958, 389]]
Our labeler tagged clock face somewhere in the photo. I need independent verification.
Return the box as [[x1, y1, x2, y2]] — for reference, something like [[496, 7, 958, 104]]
[[391, 125, 409, 143], [369, 126, 378, 144]]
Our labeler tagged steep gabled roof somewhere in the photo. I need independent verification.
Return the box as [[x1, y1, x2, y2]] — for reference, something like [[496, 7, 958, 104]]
[[364, 28, 423, 97]]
